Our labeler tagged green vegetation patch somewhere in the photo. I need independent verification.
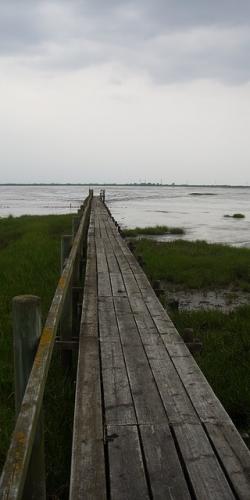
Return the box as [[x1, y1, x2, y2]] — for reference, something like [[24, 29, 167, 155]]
[[0, 213, 73, 498], [0, 216, 23, 249], [189, 192, 217, 196], [224, 213, 245, 218], [132, 239, 250, 290], [170, 306, 250, 429], [123, 224, 184, 237]]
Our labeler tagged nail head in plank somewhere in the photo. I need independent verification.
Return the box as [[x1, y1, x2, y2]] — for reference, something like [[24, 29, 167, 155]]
[[110, 272, 126, 296]]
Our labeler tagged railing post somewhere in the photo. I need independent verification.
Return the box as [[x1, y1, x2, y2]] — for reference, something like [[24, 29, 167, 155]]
[[60, 195, 92, 370], [13, 295, 46, 500], [72, 216, 81, 238], [60, 211, 82, 370], [60, 234, 73, 370], [61, 234, 72, 272], [60, 286, 73, 371]]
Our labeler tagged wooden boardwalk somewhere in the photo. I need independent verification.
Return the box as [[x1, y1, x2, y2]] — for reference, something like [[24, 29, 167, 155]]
[[70, 197, 250, 499]]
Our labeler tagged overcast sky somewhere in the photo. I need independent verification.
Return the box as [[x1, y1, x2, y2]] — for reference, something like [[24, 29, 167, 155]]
[[1, 1, 250, 184]]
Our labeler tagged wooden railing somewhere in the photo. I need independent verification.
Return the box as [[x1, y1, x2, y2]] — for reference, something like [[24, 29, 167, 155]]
[[0, 191, 93, 500]]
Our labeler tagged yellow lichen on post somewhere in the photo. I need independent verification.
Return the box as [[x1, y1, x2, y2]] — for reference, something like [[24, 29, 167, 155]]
[[58, 276, 66, 290]]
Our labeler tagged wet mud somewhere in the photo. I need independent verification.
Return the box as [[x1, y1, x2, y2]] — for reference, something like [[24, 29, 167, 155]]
[[159, 282, 250, 312]]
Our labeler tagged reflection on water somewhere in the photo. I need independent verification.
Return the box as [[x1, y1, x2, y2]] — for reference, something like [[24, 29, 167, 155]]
[[0, 185, 250, 247]]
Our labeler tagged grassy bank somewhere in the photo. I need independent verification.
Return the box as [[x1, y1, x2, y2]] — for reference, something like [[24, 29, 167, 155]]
[[0, 214, 73, 499], [131, 238, 250, 434], [132, 238, 250, 290], [123, 225, 184, 237], [171, 306, 250, 429]]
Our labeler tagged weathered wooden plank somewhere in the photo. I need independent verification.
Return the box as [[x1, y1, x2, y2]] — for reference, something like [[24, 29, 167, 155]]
[[98, 296, 119, 342], [145, 353, 198, 425], [172, 355, 233, 424], [136, 332, 162, 346], [140, 424, 191, 499], [113, 295, 132, 316], [143, 293, 168, 317], [98, 272, 112, 297], [85, 252, 97, 277], [134, 272, 152, 290], [119, 343, 167, 424], [100, 337, 125, 370], [112, 287, 168, 425], [103, 235, 131, 273], [101, 341, 136, 425], [112, 251, 131, 273], [163, 341, 191, 357], [113, 277, 198, 426], [173, 423, 235, 499], [134, 311, 157, 334], [204, 422, 250, 499], [81, 291, 97, 326], [107, 228, 142, 273], [70, 199, 106, 499], [116, 312, 143, 346], [100, 225, 120, 273], [129, 294, 151, 315], [94, 218, 101, 238], [110, 272, 126, 296], [96, 247, 109, 273], [98, 292, 136, 425], [70, 336, 106, 499], [160, 325, 185, 345], [153, 316, 182, 337], [107, 425, 149, 500], [106, 252, 120, 273], [102, 225, 131, 272], [122, 271, 141, 295]]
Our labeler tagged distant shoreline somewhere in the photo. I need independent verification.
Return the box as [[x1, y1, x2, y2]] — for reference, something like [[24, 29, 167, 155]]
[[0, 183, 250, 188]]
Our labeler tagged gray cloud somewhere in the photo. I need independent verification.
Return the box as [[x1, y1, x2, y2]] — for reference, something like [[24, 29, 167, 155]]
[[1, 1, 250, 83]]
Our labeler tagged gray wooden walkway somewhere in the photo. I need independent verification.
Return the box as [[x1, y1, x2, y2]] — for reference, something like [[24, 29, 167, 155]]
[[70, 197, 250, 499]]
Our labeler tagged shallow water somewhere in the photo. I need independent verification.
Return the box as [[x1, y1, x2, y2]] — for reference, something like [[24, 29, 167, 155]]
[[161, 283, 250, 312], [0, 185, 250, 247]]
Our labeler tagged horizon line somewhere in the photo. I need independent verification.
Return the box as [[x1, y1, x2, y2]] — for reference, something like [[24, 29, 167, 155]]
[[0, 182, 249, 188]]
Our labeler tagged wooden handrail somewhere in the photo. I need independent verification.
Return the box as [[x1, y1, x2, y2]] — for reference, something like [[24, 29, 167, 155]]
[[0, 192, 93, 500]]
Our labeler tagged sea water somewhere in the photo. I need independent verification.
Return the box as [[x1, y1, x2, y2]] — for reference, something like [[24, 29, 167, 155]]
[[0, 185, 250, 247]]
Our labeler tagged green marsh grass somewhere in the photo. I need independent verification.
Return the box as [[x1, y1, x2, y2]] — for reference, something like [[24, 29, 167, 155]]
[[171, 307, 250, 428], [123, 225, 184, 237], [0, 214, 73, 499], [133, 239, 250, 290]]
